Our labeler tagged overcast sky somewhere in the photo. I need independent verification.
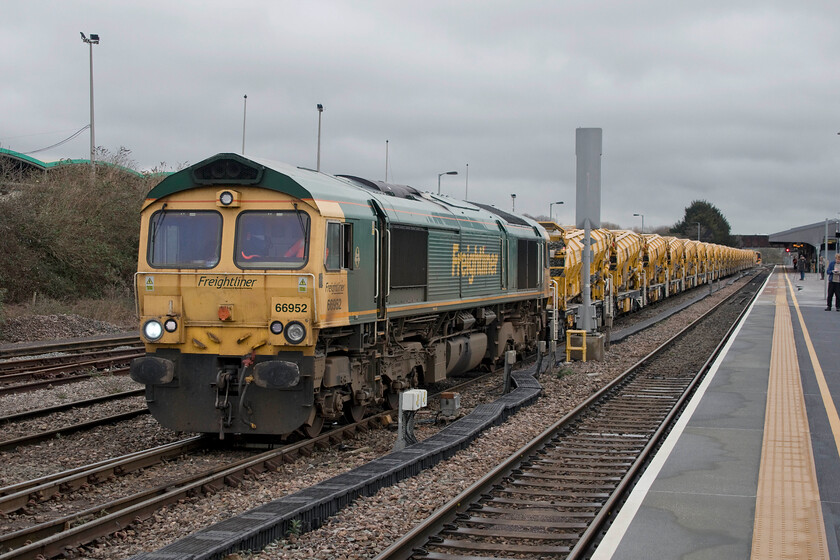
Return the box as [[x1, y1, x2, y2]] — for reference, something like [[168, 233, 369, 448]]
[[3, 1, 840, 234]]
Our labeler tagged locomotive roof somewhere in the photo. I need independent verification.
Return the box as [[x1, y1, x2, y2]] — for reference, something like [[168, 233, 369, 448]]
[[145, 153, 546, 239]]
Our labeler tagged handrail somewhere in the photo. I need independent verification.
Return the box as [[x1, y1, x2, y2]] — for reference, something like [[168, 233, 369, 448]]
[[374, 227, 380, 301], [549, 279, 559, 341], [386, 229, 391, 298]]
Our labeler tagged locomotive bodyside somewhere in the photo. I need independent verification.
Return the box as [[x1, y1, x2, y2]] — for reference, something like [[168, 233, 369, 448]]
[[131, 154, 550, 437]]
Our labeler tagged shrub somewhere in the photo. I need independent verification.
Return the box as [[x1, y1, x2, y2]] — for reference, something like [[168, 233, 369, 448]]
[[0, 147, 163, 304]]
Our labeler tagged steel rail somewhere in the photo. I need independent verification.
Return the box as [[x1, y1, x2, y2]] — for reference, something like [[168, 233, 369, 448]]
[[0, 366, 130, 396], [566, 272, 769, 559], [0, 388, 145, 424], [0, 436, 207, 513], [0, 334, 140, 360], [0, 348, 143, 380], [374, 272, 768, 560], [0, 408, 149, 453]]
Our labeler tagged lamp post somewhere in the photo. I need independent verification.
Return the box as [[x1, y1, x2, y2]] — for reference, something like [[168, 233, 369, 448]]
[[511, 193, 517, 213], [633, 213, 644, 233], [549, 201, 564, 223], [316, 103, 324, 171], [437, 170, 458, 194], [80, 32, 99, 178], [694, 222, 701, 241], [241, 95, 247, 155], [465, 163, 469, 199]]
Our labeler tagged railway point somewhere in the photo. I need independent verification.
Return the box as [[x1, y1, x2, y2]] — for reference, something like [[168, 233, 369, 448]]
[[592, 266, 840, 559]]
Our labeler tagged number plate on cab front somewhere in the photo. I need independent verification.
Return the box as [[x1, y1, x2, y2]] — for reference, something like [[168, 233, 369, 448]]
[[270, 297, 312, 346]]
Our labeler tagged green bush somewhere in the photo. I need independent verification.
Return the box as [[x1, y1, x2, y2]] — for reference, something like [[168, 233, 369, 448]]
[[0, 148, 163, 304]]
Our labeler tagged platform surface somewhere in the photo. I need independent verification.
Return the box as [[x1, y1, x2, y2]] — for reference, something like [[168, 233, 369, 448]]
[[594, 267, 840, 559]]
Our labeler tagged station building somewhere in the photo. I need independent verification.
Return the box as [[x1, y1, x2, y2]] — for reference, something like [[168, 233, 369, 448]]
[[769, 219, 840, 271]]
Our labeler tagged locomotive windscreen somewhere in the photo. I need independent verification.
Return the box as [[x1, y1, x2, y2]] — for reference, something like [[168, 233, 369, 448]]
[[234, 211, 310, 269], [148, 210, 222, 268]]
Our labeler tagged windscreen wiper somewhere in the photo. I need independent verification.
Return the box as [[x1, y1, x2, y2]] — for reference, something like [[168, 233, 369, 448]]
[[150, 202, 168, 248]]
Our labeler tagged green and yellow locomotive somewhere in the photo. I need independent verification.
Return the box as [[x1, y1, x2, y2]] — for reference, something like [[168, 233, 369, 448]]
[[131, 154, 550, 437]]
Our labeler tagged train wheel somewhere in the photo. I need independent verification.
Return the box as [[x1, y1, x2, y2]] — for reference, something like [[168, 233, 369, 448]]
[[302, 415, 325, 438], [385, 390, 400, 410], [345, 404, 366, 424]]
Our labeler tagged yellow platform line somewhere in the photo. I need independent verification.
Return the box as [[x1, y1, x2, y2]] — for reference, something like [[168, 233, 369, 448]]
[[751, 272, 827, 559], [783, 272, 840, 462]]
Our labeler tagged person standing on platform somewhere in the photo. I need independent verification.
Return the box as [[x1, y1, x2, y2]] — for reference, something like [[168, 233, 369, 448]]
[[799, 256, 805, 281], [820, 255, 826, 280], [826, 254, 840, 311]]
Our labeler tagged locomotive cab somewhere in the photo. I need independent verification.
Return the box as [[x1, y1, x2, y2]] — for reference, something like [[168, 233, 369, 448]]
[[132, 155, 336, 437]]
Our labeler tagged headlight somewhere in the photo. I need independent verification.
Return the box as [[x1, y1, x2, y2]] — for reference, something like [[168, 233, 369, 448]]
[[219, 190, 234, 206], [284, 321, 306, 345], [269, 320, 284, 335], [143, 319, 163, 342], [164, 319, 178, 333]]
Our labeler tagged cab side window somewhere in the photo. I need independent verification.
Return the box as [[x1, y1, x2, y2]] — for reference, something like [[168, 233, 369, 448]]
[[326, 222, 353, 270]]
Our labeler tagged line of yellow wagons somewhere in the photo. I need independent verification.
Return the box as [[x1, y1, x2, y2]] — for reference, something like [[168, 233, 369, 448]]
[[538, 221, 758, 330]]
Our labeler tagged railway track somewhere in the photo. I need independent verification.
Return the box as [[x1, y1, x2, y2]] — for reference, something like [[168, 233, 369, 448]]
[[0, 388, 145, 424], [376, 272, 767, 560], [0, 336, 141, 396], [0, 275, 759, 559], [0, 346, 142, 398], [0, 365, 130, 396], [0, 408, 150, 453], [0, 346, 143, 380], [0, 368, 502, 560], [0, 334, 140, 360]]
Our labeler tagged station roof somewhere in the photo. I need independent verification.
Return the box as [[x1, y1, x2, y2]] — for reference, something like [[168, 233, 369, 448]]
[[769, 219, 840, 248], [0, 147, 148, 177]]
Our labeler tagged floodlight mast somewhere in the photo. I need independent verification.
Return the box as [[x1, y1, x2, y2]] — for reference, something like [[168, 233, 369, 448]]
[[80, 32, 100, 179], [242, 95, 247, 155], [316, 104, 324, 171]]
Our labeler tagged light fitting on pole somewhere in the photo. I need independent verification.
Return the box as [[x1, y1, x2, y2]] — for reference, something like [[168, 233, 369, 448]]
[[633, 213, 644, 233], [437, 170, 458, 194], [549, 200, 564, 222]]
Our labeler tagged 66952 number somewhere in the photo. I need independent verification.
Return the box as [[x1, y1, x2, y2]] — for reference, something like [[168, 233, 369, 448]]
[[274, 303, 307, 313]]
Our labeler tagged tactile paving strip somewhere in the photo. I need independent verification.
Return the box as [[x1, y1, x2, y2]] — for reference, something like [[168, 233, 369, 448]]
[[750, 273, 828, 559]]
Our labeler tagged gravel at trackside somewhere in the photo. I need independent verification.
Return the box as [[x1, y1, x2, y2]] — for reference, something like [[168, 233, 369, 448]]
[[72, 275, 752, 560], [0, 314, 129, 344]]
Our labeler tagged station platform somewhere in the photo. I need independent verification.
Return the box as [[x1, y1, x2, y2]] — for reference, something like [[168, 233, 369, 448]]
[[593, 267, 840, 559]]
